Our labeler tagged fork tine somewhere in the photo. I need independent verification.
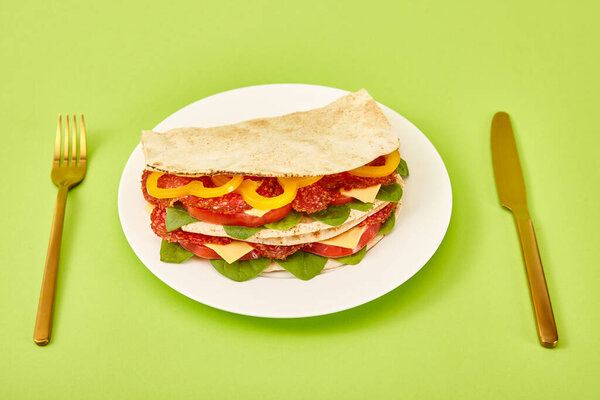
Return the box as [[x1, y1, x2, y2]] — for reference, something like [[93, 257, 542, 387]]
[[54, 115, 62, 165], [63, 115, 70, 166], [79, 114, 87, 163], [71, 114, 77, 165]]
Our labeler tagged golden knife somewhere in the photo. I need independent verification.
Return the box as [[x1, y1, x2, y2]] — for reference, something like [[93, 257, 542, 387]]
[[491, 112, 558, 348]]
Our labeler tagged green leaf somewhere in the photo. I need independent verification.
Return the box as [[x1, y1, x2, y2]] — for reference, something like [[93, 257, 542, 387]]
[[376, 183, 403, 202], [396, 158, 409, 177], [335, 247, 367, 265], [275, 251, 327, 280], [378, 211, 396, 234], [264, 210, 303, 230], [309, 204, 351, 227], [223, 225, 263, 239], [348, 200, 373, 212], [165, 204, 198, 231], [160, 240, 194, 263], [209, 258, 271, 282]]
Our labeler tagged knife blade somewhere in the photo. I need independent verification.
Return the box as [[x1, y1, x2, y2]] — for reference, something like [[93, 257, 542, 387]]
[[491, 112, 558, 348], [491, 112, 528, 212]]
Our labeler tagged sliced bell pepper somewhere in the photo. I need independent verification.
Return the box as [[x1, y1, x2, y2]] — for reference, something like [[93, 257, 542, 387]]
[[348, 150, 400, 178], [148, 172, 324, 210], [146, 172, 244, 199]]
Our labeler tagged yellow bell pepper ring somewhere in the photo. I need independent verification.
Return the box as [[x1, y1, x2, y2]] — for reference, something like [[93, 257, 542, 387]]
[[146, 172, 244, 199], [210, 174, 235, 186], [211, 175, 322, 210], [348, 150, 401, 177], [236, 178, 299, 210]]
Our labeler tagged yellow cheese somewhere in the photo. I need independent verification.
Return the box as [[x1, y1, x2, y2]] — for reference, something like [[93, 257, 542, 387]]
[[144, 203, 156, 214], [244, 208, 271, 217], [204, 242, 254, 264], [340, 185, 381, 203], [317, 225, 367, 249]]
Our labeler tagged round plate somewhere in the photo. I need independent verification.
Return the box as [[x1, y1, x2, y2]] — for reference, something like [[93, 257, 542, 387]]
[[118, 84, 452, 318]]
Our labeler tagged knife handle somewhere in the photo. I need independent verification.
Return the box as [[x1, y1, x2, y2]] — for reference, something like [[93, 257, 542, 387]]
[[513, 214, 558, 348]]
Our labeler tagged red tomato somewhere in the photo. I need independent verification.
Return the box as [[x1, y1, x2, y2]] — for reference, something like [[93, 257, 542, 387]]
[[180, 242, 221, 259], [180, 242, 256, 260], [183, 203, 293, 227], [329, 194, 353, 205], [305, 222, 381, 258]]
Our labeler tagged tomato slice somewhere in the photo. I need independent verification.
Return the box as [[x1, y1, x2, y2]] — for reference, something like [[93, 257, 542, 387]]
[[329, 194, 353, 205], [180, 242, 221, 259], [180, 242, 256, 260], [183, 203, 293, 227], [305, 222, 381, 258]]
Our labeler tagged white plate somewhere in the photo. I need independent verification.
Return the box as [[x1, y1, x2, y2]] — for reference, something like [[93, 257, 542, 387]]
[[118, 84, 452, 318]]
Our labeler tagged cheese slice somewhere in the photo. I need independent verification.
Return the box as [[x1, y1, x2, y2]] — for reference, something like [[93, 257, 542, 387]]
[[244, 208, 271, 217], [340, 185, 381, 203], [317, 225, 367, 249], [204, 242, 255, 264], [144, 203, 156, 214]]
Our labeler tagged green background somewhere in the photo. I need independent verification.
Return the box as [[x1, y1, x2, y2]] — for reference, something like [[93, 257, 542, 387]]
[[2, 0, 599, 398]]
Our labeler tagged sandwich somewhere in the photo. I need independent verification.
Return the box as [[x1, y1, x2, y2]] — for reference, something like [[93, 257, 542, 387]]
[[140, 89, 409, 281]]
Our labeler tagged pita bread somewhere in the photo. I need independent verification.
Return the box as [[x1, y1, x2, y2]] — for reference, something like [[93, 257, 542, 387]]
[[141, 89, 399, 177], [181, 199, 392, 245]]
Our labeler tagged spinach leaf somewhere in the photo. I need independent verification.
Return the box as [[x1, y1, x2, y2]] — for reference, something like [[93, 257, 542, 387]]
[[210, 258, 271, 282], [335, 247, 367, 265], [378, 211, 396, 234], [165, 204, 198, 231], [264, 210, 303, 230], [223, 225, 263, 239], [376, 183, 403, 202], [309, 204, 351, 227], [348, 201, 373, 212], [160, 240, 194, 263], [396, 159, 409, 177], [275, 251, 327, 280]]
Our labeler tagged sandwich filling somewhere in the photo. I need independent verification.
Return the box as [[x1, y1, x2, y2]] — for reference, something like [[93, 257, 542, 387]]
[[141, 152, 405, 281]]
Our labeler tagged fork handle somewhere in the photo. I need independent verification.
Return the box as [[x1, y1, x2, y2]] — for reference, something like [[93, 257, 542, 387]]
[[513, 214, 558, 348], [34, 186, 68, 346]]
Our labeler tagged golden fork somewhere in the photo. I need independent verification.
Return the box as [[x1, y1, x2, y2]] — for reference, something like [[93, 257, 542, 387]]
[[34, 114, 87, 346]]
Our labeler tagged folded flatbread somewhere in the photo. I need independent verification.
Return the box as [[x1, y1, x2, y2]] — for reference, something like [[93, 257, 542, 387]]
[[141, 89, 399, 177]]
